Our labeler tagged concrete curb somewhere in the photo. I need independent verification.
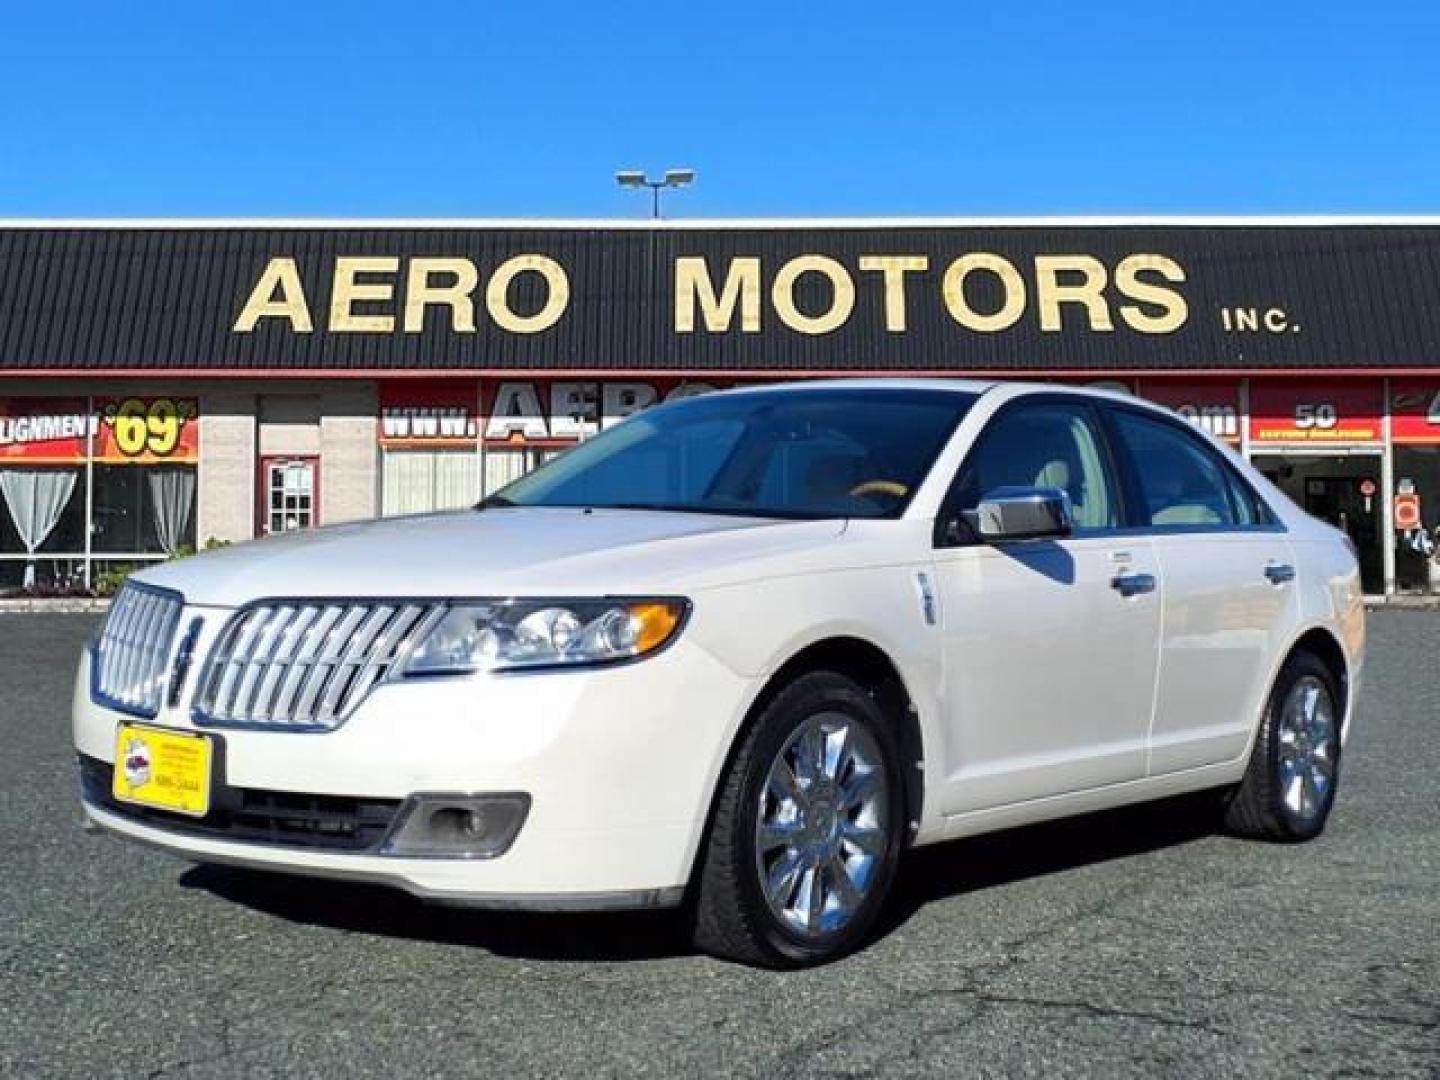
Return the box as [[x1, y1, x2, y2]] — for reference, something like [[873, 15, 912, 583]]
[[0, 598, 112, 614]]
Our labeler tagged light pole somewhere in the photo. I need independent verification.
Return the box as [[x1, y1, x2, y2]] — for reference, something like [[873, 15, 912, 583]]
[[615, 168, 696, 218]]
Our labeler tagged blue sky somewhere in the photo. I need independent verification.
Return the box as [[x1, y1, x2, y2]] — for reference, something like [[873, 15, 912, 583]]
[[1, 1, 1436, 217]]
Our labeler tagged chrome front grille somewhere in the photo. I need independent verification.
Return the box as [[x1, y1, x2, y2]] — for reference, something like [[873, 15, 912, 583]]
[[193, 602, 443, 731], [93, 582, 185, 717]]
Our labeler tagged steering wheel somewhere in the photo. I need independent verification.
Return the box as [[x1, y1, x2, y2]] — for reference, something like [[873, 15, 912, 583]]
[[849, 479, 910, 501]]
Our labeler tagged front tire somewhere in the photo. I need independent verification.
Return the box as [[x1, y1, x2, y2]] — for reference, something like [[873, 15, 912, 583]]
[[691, 671, 906, 967], [1225, 650, 1343, 841]]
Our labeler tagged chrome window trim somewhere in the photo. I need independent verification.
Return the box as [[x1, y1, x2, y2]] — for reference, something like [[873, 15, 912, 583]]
[[1098, 400, 1290, 536]]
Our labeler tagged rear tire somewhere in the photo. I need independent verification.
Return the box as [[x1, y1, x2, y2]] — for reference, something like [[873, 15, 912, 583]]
[[691, 671, 905, 968], [1224, 650, 1342, 842]]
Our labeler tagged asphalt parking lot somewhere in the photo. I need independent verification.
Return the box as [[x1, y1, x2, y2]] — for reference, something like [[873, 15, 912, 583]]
[[1, 612, 1436, 1079]]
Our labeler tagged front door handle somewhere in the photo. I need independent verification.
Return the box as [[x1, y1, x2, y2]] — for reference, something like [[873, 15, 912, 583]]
[[1264, 563, 1297, 585], [1111, 572, 1156, 598]]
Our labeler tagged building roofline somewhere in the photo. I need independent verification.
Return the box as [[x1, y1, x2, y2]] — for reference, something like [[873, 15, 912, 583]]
[[4, 214, 1440, 230], [2, 366, 1436, 381]]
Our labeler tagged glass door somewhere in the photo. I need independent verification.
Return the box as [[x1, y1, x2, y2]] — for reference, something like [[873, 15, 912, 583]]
[[258, 456, 319, 537]]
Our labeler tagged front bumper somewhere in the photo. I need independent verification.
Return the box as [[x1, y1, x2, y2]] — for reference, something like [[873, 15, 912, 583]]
[[73, 624, 753, 908]]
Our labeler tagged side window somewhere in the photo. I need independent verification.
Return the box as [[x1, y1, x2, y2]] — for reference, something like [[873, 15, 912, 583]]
[[1109, 410, 1239, 529], [1222, 467, 1277, 527], [952, 402, 1119, 532]]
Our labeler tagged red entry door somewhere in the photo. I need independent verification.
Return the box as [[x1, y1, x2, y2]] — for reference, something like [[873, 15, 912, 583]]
[[258, 456, 320, 537]]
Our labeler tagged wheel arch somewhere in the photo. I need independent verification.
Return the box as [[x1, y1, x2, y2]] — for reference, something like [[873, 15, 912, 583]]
[[759, 637, 925, 834], [686, 634, 927, 896], [1286, 625, 1352, 728]]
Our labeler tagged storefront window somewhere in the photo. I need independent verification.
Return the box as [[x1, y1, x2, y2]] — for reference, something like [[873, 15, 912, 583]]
[[381, 451, 480, 516], [0, 466, 87, 588], [92, 464, 198, 555], [0, 396, 199, 594]]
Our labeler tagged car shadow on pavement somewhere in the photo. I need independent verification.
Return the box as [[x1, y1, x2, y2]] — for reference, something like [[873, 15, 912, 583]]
[[179, 863, 697, 961], [874, 790, 1224, 939], [179, 791, 1224, 963]]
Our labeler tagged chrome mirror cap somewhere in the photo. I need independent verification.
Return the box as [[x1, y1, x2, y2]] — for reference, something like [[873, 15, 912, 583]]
[[972, 486, 1075, 542]]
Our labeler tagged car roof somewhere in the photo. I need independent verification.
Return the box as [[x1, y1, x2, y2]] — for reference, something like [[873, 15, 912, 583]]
[[707, 377, 999, 397], [704, 377, 1151, 406]]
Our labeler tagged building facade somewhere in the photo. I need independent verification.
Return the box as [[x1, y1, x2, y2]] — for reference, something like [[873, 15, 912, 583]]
[[3, 218, 1439, 597]]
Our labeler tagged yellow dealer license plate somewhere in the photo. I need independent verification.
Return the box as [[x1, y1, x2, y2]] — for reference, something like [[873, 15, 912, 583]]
[[112, 724, 213, 817]]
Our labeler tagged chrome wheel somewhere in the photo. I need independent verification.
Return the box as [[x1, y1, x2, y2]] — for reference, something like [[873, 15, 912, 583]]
[[755, 710, 890, 938], [1276, 675, 1338, 822]]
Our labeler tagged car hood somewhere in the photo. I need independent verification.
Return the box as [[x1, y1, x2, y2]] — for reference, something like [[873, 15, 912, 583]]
[[135, 507, 848, 607]]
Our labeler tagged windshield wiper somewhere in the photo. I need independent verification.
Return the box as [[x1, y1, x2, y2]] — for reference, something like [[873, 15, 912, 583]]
[[474, 494, 515, 510]]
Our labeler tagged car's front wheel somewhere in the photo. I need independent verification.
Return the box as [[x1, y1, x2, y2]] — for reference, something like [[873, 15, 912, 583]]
[[691, 670, 905, 967]]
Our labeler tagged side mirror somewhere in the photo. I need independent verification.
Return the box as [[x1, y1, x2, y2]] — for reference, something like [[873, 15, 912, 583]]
[[966, 486, 1074, 543]]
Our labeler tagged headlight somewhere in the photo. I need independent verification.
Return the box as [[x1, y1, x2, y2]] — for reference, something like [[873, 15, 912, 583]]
[[401, 599, 688, 676]]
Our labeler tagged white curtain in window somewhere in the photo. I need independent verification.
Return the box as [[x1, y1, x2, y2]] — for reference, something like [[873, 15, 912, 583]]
[[0, 469, 78, 588], [382, 451, 481, 517], [147, 468, 196, 555], [484, 448, 538, 496]]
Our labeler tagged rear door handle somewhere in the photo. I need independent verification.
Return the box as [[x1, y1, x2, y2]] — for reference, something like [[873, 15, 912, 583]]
[[1265, 563, 1296, 585], [1111, 572, 1156, 598]]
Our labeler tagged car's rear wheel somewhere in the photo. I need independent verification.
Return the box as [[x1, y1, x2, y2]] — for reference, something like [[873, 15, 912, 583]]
[[1225, 650, 1343, 841], [691, 670, 905, 967]]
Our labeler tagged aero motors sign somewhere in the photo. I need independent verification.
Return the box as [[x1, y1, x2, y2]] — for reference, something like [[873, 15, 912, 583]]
[[1249, 381, 1382, 445]]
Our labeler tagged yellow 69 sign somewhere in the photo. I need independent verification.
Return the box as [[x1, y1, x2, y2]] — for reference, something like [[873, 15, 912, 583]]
[[100, 397, 199, 461]]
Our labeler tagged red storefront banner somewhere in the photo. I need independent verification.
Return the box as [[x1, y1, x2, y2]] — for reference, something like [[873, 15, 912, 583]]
[[379, 381, 480, 447], [1390, 379, 1440, 444], [0, 398, 94, 463], [0, 397, 198, 464], [482, 378, 733, 445], [1138, 379, 1242, 443], [381, 379, 741, 448], [1249, 380, 1383, 445]]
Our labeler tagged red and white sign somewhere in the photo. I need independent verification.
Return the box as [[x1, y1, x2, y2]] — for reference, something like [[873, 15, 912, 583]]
[[1390, 380, 1440, 444], [380, 379, 738, 448], [482, 378, 731, 444], [1249, 380, 1383, 445], [1139, 379, 1242, 443], [0, 397, 199, 464], [379, 381, 480, 448]]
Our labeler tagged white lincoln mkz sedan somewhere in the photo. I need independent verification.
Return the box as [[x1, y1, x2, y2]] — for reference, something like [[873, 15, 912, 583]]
[[75, 380, 1364, 966]]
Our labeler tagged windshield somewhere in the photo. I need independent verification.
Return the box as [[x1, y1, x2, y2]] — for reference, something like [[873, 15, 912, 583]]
[[487, 387, 976, 520]]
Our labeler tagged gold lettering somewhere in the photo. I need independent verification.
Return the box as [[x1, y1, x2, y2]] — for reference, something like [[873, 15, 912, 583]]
[[330, 256, 399, 333], [772, 255, 855, 335], [486, 255, 569, 334], [1115, 254, 1187, 333], [233, 257, 313, 332], [858, 255, 928, 332], [674, 256, 761, 332], [1035, 255, 1112, 332], [942, 254, 1026, 332], [403, 258, 479, 333]]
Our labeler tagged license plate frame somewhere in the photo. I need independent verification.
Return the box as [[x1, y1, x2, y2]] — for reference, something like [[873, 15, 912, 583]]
[[112, 724, 213, 818]]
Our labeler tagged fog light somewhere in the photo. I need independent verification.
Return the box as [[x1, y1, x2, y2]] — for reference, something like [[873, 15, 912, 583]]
[[380, 793, 531, 859]]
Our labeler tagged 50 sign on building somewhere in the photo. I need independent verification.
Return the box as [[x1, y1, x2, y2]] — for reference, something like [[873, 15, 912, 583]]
[[1249, 381, 1383, 445]]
